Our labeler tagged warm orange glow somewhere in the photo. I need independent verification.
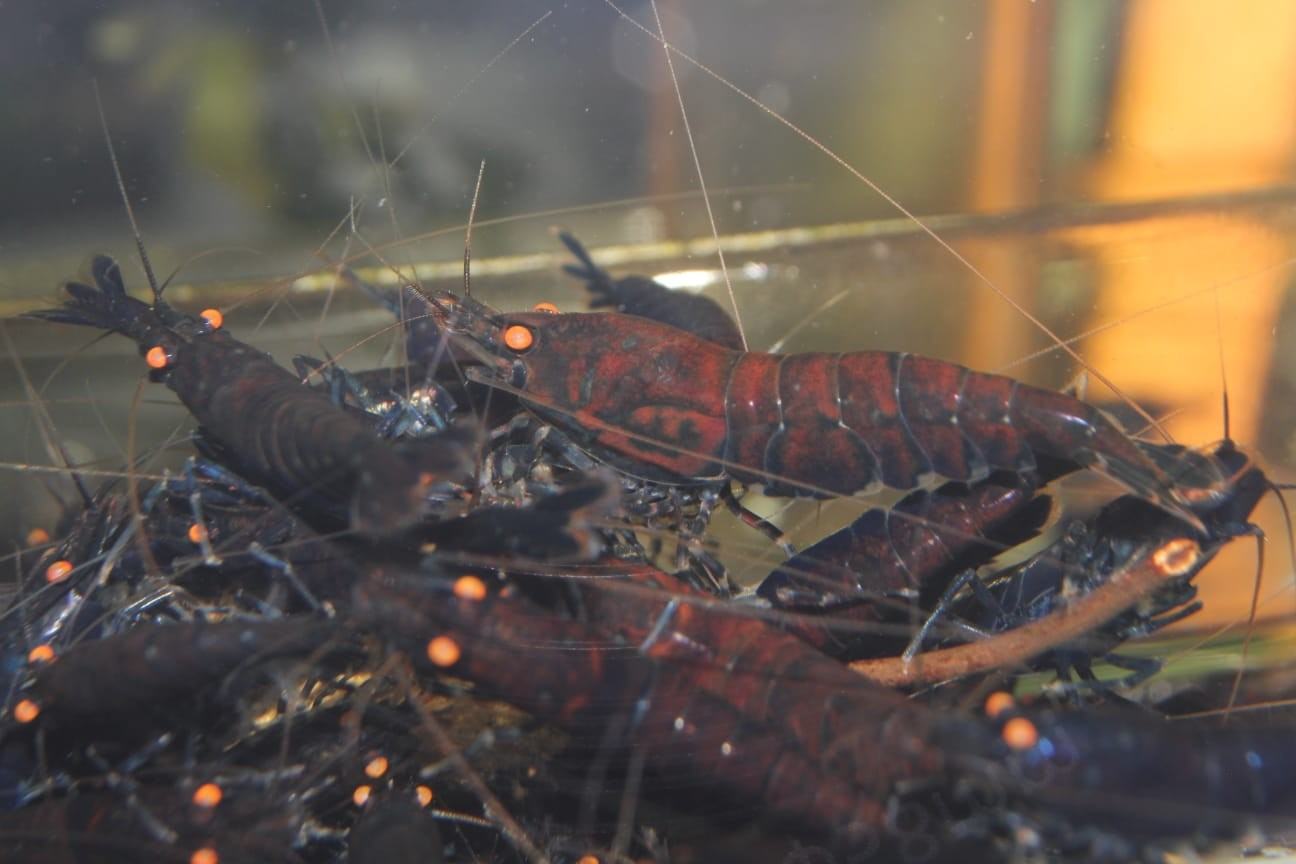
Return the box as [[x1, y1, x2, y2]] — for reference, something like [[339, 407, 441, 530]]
[[190, 848, 219, 864], [45, 560, 74, 584], [352, 784, 372, 806], [503, 325, 534, 351], [27, 645, 55, 665], [415, 785, 434, 807], [576, 855, 601, 864], [983, 691, 1015, 719], [145, 346, 170, 369], [25, 528, 50, 546], [1097, 1, 1296, 198], [533, 302, 560, 314], [192, 783, 223, 808], [187, 523, 208, 544], [426, 635, 462, 668], [13, 699, 40, 724], [960, 0, 1050, 368], [1001, 717, 1039, 751], [453, 575, 487, 601], [1068, 3, 1296, 627], [364, 755, 389, 779], [199, 308, 224, 329], [1083, 2, 1296, 442]]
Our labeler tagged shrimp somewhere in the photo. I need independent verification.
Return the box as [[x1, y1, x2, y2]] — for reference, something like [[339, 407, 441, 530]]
[[351, 567, 935, 849], [421, 280, 1218, 533], [947, 696, 1296, 855], [13, 617, 330, 731], [24, 257, 475, 536]]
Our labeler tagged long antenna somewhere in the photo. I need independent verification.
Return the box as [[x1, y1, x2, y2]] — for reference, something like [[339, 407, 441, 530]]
[[464, 160, 486, 298], [647, 0, 747, 351], [91, 79, 161, 304], [463, 160, 491, 505]]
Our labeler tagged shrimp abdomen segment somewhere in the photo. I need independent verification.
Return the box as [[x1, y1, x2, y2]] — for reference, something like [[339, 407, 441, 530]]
[[1010, 384, 1160, 497], [756, 352, 886, 500], [835, 352, 933, 491], [741, 351, 1008, 496], [733, 349, 1190, 519], [898, 355, 991, 483]]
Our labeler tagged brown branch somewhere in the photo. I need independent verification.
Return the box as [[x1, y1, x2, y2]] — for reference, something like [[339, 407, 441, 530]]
[[850, 537, 1207, 688]]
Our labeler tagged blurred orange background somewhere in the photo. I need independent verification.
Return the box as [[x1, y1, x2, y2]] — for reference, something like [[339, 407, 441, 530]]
[[965, 1, 1296, 625]]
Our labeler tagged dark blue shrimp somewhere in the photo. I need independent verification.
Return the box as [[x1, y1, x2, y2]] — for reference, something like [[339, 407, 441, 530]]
[[938, 695, 1296, 857], [912, 439, 1270, 685]]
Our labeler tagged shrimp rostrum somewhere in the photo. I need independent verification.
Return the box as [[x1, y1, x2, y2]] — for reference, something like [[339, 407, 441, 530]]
[[422, 275, 1220, 530]]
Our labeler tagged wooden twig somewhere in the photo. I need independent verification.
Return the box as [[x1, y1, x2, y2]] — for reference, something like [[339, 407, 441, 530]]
[[851, 537, 1207, 687]]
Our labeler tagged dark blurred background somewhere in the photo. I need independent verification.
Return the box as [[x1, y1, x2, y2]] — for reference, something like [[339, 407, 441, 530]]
[[0, 0, 996, 283]]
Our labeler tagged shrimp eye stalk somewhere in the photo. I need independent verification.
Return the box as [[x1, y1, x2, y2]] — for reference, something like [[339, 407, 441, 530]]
[[509, 360, 529, 389]]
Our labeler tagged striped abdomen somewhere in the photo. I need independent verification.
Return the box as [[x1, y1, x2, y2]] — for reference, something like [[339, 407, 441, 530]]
[[474, 312, 1204, 527], [721, 351, 1200, 530]]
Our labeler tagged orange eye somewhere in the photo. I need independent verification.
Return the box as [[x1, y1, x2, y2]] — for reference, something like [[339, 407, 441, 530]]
[[532, 301, 559, 314], [45, 560, 74, 584], [984, 691, 1015, 719], [27, 644, 55, 665], [503, 324, 534, 351], [453, 575, 487, 601], [190, 849, 219, 864], [145, 345, 170, 369], [13, 699, 40, 724], [352, 784, 372, 806], [187, 523, 208, 544], [199, 308, 223, 329], [192, 782, 223, 808], [25, 528, 50, 546], [1001, 717, 1040, 751], [426, 635, 461, 668], [415, 785, 434, 807], [364, 755, 389, 779]]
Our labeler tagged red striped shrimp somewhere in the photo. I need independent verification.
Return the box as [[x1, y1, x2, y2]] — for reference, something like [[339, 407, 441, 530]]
[[420, 285, 1218, 535], [351, 568, 936, 850]]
